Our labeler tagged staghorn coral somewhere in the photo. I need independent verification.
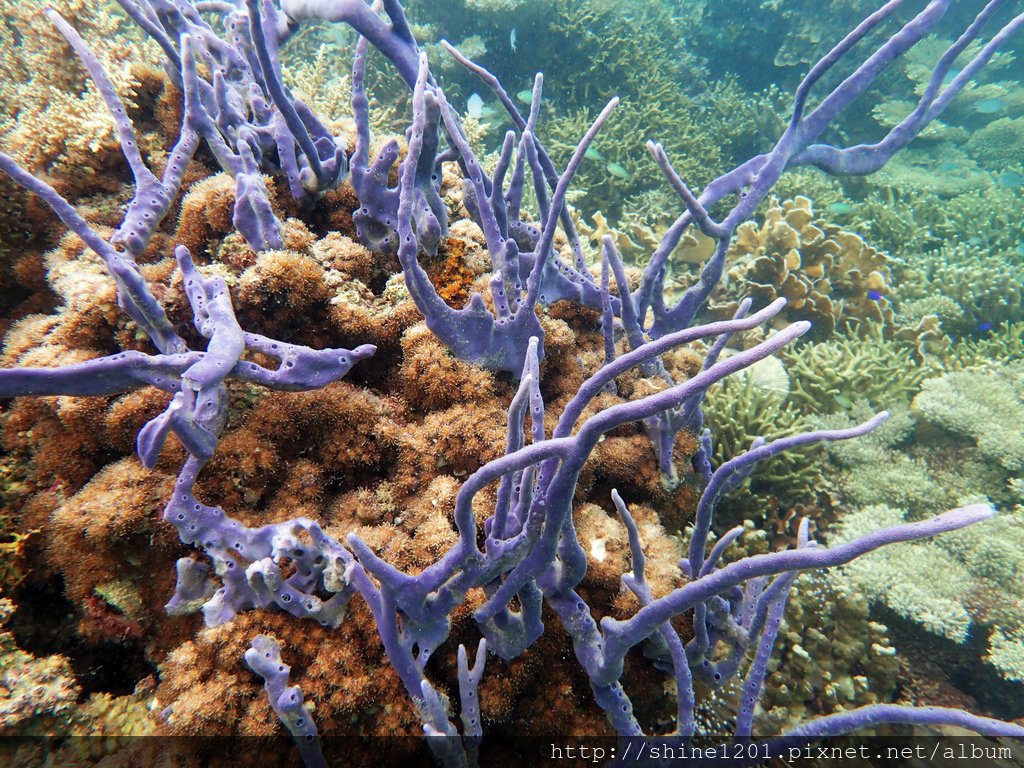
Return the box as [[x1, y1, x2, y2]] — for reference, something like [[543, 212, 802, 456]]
[[947, 321, 1024, 370], [781, 327, 929, 414]]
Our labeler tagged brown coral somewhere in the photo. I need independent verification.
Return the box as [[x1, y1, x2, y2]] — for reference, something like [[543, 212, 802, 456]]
[[174, 174, 237, 257], [717, 196, 894, 339], [45, 460, 184, 645]]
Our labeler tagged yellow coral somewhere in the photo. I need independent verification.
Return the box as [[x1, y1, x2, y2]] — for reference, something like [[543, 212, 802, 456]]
[[0, 0, 161, 178], [719, 196, 894, 338]]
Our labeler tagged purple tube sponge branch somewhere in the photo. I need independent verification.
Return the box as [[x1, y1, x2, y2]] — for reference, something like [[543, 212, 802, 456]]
[[279, 0, 422, 88], [631, 0, 1024, 340], [384, 52, 619, 374], [348, 32, 449, 256], [245, 635, 328, 768], [0, 241, 374, 628], [111, 0, 347, 249]]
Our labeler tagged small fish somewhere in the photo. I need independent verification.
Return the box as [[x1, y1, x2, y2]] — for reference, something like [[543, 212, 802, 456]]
[[867, 289, 883, 301], [467, 93, 484, 119], [998, 169, 1024, 189], [942, 68, 960, 86], [516, 89, 533, 104], [937, 161, 959, 172], [510, 27, 517, 52], [826, 202, 853, 215], [606, 162, 630, 179], [585, 147, 605, 161], [1017, 244, 1024, 256], [974, 97, 1003, 114], [978, 322, 993, 332], [834, 394, 853, 409]]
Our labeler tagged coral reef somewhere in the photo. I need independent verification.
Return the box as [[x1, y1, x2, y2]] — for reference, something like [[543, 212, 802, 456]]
[[897, 243, 1024, 339], [0, 0, 1022, 766], [829, 503, 1024, 684], [912, 362, 1024, 474], [712, 197, 894, 340], [782, 328, 928, 413]]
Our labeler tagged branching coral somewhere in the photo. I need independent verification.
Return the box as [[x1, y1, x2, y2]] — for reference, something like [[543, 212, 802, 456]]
[[897, 242, 1024, 337], [782, 327, 929, 413], [701, 369, 827, 515]]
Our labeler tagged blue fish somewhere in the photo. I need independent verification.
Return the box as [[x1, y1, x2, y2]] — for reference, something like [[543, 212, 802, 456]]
[[978, 322, 993, 332], [998, 170, 1023, 189], [867, 289, 883, 301], [974, 98, 1003, 114]]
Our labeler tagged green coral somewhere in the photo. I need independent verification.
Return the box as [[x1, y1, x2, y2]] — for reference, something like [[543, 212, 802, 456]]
[[911, 362, 1024, 473], [947, 322, 1024, 370], [897, 243, 1024, 337], [988, 629, 1024, 683], [702, 371, 826, 514], [782, 329, 928, 415], [814, 405, 954, 513]]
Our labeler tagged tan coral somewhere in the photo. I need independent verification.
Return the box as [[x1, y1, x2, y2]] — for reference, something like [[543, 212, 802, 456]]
[[327, 272, 421, 349], [399, 323, 497, 411], [311, 231, 375, 285], [717, 196, 894, 339], [156, 608, 420, 760], [45, 459, 183, 643], [174, 174, 237, 257]]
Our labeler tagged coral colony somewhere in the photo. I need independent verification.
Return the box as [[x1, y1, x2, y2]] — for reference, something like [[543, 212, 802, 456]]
[[1, 0, 1023, 765]]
